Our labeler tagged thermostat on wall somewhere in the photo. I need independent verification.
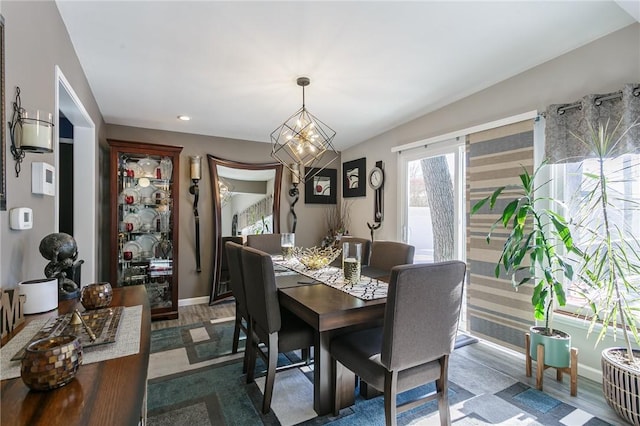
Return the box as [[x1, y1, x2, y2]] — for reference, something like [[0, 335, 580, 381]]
[[32, 162, 55, 196], [10, 207, 33, 230]]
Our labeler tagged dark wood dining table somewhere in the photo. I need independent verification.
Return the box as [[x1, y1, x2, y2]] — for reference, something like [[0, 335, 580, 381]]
[[1, 285, 151, 426], [277, 270, 387, 415]]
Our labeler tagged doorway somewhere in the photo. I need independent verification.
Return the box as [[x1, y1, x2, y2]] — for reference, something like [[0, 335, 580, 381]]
[[399, 139, 465, 262], [55, 66, 96, 285], [398, 138, 466, 325]]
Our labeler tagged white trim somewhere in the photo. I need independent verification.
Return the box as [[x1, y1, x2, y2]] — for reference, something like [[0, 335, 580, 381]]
[[391, 110, 538, 153], [178, 296, 211, 307], [55, 66, 97, 284]]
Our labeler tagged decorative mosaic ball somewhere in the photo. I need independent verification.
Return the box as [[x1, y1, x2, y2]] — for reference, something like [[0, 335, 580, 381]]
[[80, 282, 113, 310], [21, 335, 83, 391]]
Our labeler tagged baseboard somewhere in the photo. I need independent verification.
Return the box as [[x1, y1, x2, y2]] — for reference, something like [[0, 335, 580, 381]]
[[178, 296, 209, 307]]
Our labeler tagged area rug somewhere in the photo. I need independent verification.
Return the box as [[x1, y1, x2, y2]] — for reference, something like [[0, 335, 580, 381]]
[[147, 319, 612, 426]]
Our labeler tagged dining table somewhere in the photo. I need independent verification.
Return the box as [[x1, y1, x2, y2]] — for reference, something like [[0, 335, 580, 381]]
[[275, 260, 388, 416]]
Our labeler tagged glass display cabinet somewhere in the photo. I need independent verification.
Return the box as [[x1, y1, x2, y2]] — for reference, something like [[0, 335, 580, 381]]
[[108, 139, 183, 320]]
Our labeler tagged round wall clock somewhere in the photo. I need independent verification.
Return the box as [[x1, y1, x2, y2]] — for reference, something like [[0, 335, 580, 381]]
[[368, 166, 384, 190]]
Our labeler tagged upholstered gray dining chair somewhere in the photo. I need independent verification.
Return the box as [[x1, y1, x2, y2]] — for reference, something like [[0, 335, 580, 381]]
[[225, 241, 250, 373], [246, 233, 282, 255], [241, 246, 315, 414], [221, 236, 243, 292], [366, 241, 415, 278], [330, 261, 466, 426]]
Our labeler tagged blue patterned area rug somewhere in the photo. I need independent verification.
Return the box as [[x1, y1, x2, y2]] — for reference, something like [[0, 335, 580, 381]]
[[146, 320, 613, 426]]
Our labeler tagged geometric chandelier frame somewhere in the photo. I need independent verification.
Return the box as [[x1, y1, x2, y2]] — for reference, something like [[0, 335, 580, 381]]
[[270, 76, 339, 183]]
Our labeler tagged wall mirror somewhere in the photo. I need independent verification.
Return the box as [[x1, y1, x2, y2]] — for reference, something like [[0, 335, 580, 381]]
[[208, 155, 283, 303]]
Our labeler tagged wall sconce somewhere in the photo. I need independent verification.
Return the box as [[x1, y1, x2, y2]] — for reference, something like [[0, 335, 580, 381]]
[[189, 155, 202, 273], [289, 163, 300, 233], [8, 87, 54, 177]]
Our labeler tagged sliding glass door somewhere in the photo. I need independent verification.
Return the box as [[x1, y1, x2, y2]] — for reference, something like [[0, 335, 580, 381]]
[[399, 139, 465, 263]]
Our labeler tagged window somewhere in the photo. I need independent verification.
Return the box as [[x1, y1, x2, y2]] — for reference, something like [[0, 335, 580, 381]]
[[549, 153, 640, 310]]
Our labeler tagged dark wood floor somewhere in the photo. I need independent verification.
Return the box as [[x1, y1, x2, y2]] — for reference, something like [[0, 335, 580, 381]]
[[152, 301, 621, 424]]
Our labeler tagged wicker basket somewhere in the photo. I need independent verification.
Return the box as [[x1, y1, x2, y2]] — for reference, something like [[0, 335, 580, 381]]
[[602, 347, 640, 425]]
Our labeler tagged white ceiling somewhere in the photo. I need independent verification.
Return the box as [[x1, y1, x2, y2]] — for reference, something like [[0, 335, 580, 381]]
[[55, 1, 638, 151]]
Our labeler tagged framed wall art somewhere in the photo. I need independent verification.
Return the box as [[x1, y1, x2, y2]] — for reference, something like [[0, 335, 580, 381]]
[[304, 167, 337, 204], [342, 157, 366, 198]]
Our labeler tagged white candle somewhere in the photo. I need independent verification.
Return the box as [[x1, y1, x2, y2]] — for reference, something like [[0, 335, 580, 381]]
[[190, 155, 201, 180], [291, 163, 300, 184], [21, 115, 53, 151]]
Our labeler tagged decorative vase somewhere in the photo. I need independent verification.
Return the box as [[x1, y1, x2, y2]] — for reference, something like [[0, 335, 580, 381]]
[[21, 335, 83, 391], [80, 282, 113, 310], [602, 347, 640, 425], [528, 326, 571, 368]]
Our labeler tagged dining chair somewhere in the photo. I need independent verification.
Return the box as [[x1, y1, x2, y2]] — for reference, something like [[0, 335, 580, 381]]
[[225, 240, 250, 373], [246, 233, 282, 255], [367, 241, 415, 277], [330, 261, 467, 426], [241, 245, 315, 414], [220, 236, 243, 294]]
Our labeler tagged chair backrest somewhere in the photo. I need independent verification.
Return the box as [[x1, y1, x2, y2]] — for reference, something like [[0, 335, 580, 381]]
[[226, 241, 248, 318], [246, 234, 282, 255], [340, 236, 371, 266], [241, 246, 281, 336], [380, 261, 466, 371], [221, 236, 243, 273], [369, 241, 415, 272]]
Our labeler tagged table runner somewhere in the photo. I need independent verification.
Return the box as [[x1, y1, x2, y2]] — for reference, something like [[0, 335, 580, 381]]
[[276, 258, 388, 300], [1, 304, 143, 380]]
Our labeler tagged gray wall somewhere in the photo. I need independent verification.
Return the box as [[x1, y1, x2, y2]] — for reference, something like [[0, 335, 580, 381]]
[[0, 1, 105, 289], [106, 125, 339, 301], [342, 23, 640, 242]]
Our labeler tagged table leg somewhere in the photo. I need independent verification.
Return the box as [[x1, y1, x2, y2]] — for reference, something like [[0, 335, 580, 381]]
[[314, 331, 355, 415]]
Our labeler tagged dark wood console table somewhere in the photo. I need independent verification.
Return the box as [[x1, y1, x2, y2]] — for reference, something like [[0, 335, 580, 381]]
[[1, 285, 151, 426]]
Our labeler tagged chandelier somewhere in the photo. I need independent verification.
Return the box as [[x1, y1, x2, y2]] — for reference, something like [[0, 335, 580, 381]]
[[270, 77, 338, 183], [218, 177, 233, 207]]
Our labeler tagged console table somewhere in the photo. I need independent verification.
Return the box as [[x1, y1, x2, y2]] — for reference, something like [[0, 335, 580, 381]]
[[1, 285, 151, 426]]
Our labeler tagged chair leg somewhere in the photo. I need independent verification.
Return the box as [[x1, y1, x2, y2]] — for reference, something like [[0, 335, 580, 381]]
[[232, 305, 242, 354], [262, 333, 278, 414], [242, 317, 252, 374], [246, 322, 257, 384], [384, 370, 398, 426], [437, 356, 451, 426]]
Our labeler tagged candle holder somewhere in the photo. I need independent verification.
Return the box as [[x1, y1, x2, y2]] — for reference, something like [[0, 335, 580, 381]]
[[289, 163, 300, 233], [189, 156, 202, 272], [8, 87, 55, 177]]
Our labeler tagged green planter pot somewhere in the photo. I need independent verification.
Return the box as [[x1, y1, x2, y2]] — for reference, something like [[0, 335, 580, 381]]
[[529, 326, 571, 368]]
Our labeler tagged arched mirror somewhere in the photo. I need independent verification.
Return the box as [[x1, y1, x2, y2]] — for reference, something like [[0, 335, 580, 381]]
[[208, 155, 283, 303]]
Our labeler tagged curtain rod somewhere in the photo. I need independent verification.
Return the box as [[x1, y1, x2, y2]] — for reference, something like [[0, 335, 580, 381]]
[[557, 86, 640, 115]]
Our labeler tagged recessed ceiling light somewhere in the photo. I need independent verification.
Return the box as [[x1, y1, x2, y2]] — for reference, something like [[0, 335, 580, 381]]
[[177, 115, 191, 121]]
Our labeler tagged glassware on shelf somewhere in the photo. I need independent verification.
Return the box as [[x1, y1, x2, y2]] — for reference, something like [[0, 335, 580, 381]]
[[138, 156, 159, 178], [159, 157, 173, 180], [158, 209, 171, 233], [119, 188, 140, 205]]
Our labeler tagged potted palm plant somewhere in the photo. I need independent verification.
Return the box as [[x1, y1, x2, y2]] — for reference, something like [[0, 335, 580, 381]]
[[472, 162, 577, 368], [568, 119, 640, 425]]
